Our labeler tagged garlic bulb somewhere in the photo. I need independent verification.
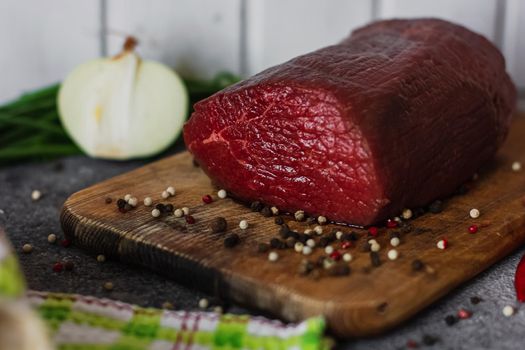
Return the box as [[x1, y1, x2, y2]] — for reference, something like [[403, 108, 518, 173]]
[[58, 37, 188, 160]]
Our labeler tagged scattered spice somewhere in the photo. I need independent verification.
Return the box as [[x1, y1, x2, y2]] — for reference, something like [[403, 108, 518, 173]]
[[124, 194, 132, 201], [328, 263, 350, 276], [155, 203, 166, 213], [285, 237, 296, 248], [335, 231, 344, 240], [257, 242, 270, 253], [239, 220, 249, 230], [422, 335, 439, 346], [317, 216, 327, 225], [428, 200, 443, 214], [202, 194, 213, 204], [324, 245, 334, 255], [270, 206, 279, 215], [165, 204, 174, 213], [166, 186, 176, 196], [53, 262, 64, 272], [343, 253, 352, 262], [185, 215, 196, 224], [211, 217, 227, 233], [445, 315, 458, 326], [386, 219, 398, 228], [224, 234, 240, 248], [274, 216, 284, 225], [198, 298, 209, 309], [144, 197, 153, 206], [117, 198, 126, 209], [341, 241, 352, 249], [298, 259, 315, 275], [390, 237, 400, 247], [469, 208, 480, 219], [401, 208, 413, 220], [370, 242, 381, 252], [161, 190, 170, 199], [217, 189, 227, 199], [512, 161, 522, 172], [64, 261, 74, 271], [261, 206, 272, 217], [47, 234, 57, 244], [436, 239, 448, 250], [502, 305, 515, 317], [304, 228, 313, 235], [302, 246, 313, 255], [105, 197, 112, 204], [457, 309, 471, 319], [182, 207, 190, 215], [470, 296, 482, 305], [268, 251, 279, 262], [294, 242, 304, 253], [128, 197, 138, 207], [97, 254, 106, 263], [314, 226, 323, 235], [270, 238, 285, 249], [151, 209, 161, 218], [370, 252, 381, 267], [306, 239, 316, 248], [61, 239, 72, 248], [31, 190, 42, 201], [368, 226, 378, 237], [468, 225, 478, 234], [412, 259, 424, 271], [387, 249, 399, 261], [250, 201, 263, 212], [103, 282, 114, 291], [294, 210, 305, 221], [174, 209, 183, 217], [22, 243, 32, 254]]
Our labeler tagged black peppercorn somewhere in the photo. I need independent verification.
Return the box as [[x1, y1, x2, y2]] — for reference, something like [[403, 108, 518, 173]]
[[298, 260, 315, 275], [117, 199, 126, 209], [285, 237, 296, 248], [319, 237, 330, 247], [165, 204, 174, 213], [210, 217, 227, 233], [328, 263, 351, 276], [412, 259, 424, 271], [370, 252, 381, 267], [279, 224, 290, 238], [445, 315, 457, 326], [257, 242, 269, 253], [105, 197, 112, 204], [274, 216, 284, 225], [155, 203, 166, 213], [261, 206, 272, 217], [422, 335, 439, 346], [428, 200, 443, 214], [250, 201, 263, 212], [470, 296, 482, 305], [123, 203, 132, 212], [224, 234, 240, 248], [270, 238, 285, 249]]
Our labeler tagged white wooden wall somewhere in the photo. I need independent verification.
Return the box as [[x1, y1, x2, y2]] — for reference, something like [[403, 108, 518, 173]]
[[1, 0, 523, 103]]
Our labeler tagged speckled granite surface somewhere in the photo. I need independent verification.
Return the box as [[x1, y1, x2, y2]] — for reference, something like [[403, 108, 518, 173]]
[[1, 154, 524, 350]]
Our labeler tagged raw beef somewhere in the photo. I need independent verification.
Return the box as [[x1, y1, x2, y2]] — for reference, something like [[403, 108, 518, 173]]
[[183, 19, 516, 226]]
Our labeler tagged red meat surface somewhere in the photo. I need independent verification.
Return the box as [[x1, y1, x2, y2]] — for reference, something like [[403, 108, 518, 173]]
[[184, 19, 516, 226]]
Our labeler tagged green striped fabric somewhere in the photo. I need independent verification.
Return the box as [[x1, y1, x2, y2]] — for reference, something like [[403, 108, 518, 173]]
[[1, 231, 327, 349]]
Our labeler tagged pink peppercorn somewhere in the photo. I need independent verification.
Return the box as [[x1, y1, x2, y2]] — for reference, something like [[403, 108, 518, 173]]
[[468, 225, 478, 234], [61, 239, 72, 248], [341, 241, 352, 249], [202, 195, 213, 204], [185, 215, 196, 224], [386, 219, 398, 228], [457, 309, 472, 319], [53, 262, 64, 272], [368, 227, 378, 237], [330, 250, 342, 261]]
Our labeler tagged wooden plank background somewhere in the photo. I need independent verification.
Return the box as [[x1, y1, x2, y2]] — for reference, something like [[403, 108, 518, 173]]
[[0, 0, 523, 103]]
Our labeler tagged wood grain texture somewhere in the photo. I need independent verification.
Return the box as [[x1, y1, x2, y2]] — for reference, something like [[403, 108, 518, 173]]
[[61, 115, 525, 338]]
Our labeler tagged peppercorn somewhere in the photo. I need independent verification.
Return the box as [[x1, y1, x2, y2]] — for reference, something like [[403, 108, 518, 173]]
[[268, 251, 279, 262], [328, 263, 350, 276], [341, 241, 352, 249], [155, 203, 166, 213], [103, 282, 114, 291], [368, 226, 378, 237], [64, 261, 74, 271], [422, 335, 439, 346], [386, 219, 398, 228], [319, 237, 330, 247], [270, 238, 285, 249], [185, 215, 196, 224], [274, 216, 284, 225], [144, 197, 153, 206], [97, 254, 106, 263], [22, 244, 32, 254], [401, 224, 413, 234], [306, 217, 316, 224], [428, 200, 443, 213], [412, 259, 424, 271], [239, 220, 249, 230], [457, 309, 471, 319], [370, 252, 381, 267], [123, 203, 132, 212], [151, 209, 161, 218], [217, 189, 227, 199], [470, 296, 482, 305], [52, 262, 64, 272], [257, 242, 269, 253], [468, 225, 478, 234], [105, 197, 112, 204], [261, 206, 272, 217], [294, 210, 305, 221], [128, 197, 138, 207], [161, 190, 170, 199], [285, 237, 296, 248], [117, 198, 126, 208], [202, 194, 213, 204], [445, 315, 458, 326], [279, 224, 290, 236], [250, 201, 263, 212], [61, 239, 72, 248], [317, 216, 327, 225], [31, 190, 42, 201], [210, 217, 227, 233], [298, 259, 315, 276], [270, 207, 279, 215], [47, 234, 57, 244], [297, 233, 309, 244], [224, 234, 240, 248]]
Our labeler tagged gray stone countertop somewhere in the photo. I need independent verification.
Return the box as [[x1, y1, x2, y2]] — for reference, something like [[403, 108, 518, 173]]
[[1, 152, 524, 350]]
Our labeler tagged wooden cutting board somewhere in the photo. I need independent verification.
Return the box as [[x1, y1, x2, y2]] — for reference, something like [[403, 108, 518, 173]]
[[61, 115, 525, 338]]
